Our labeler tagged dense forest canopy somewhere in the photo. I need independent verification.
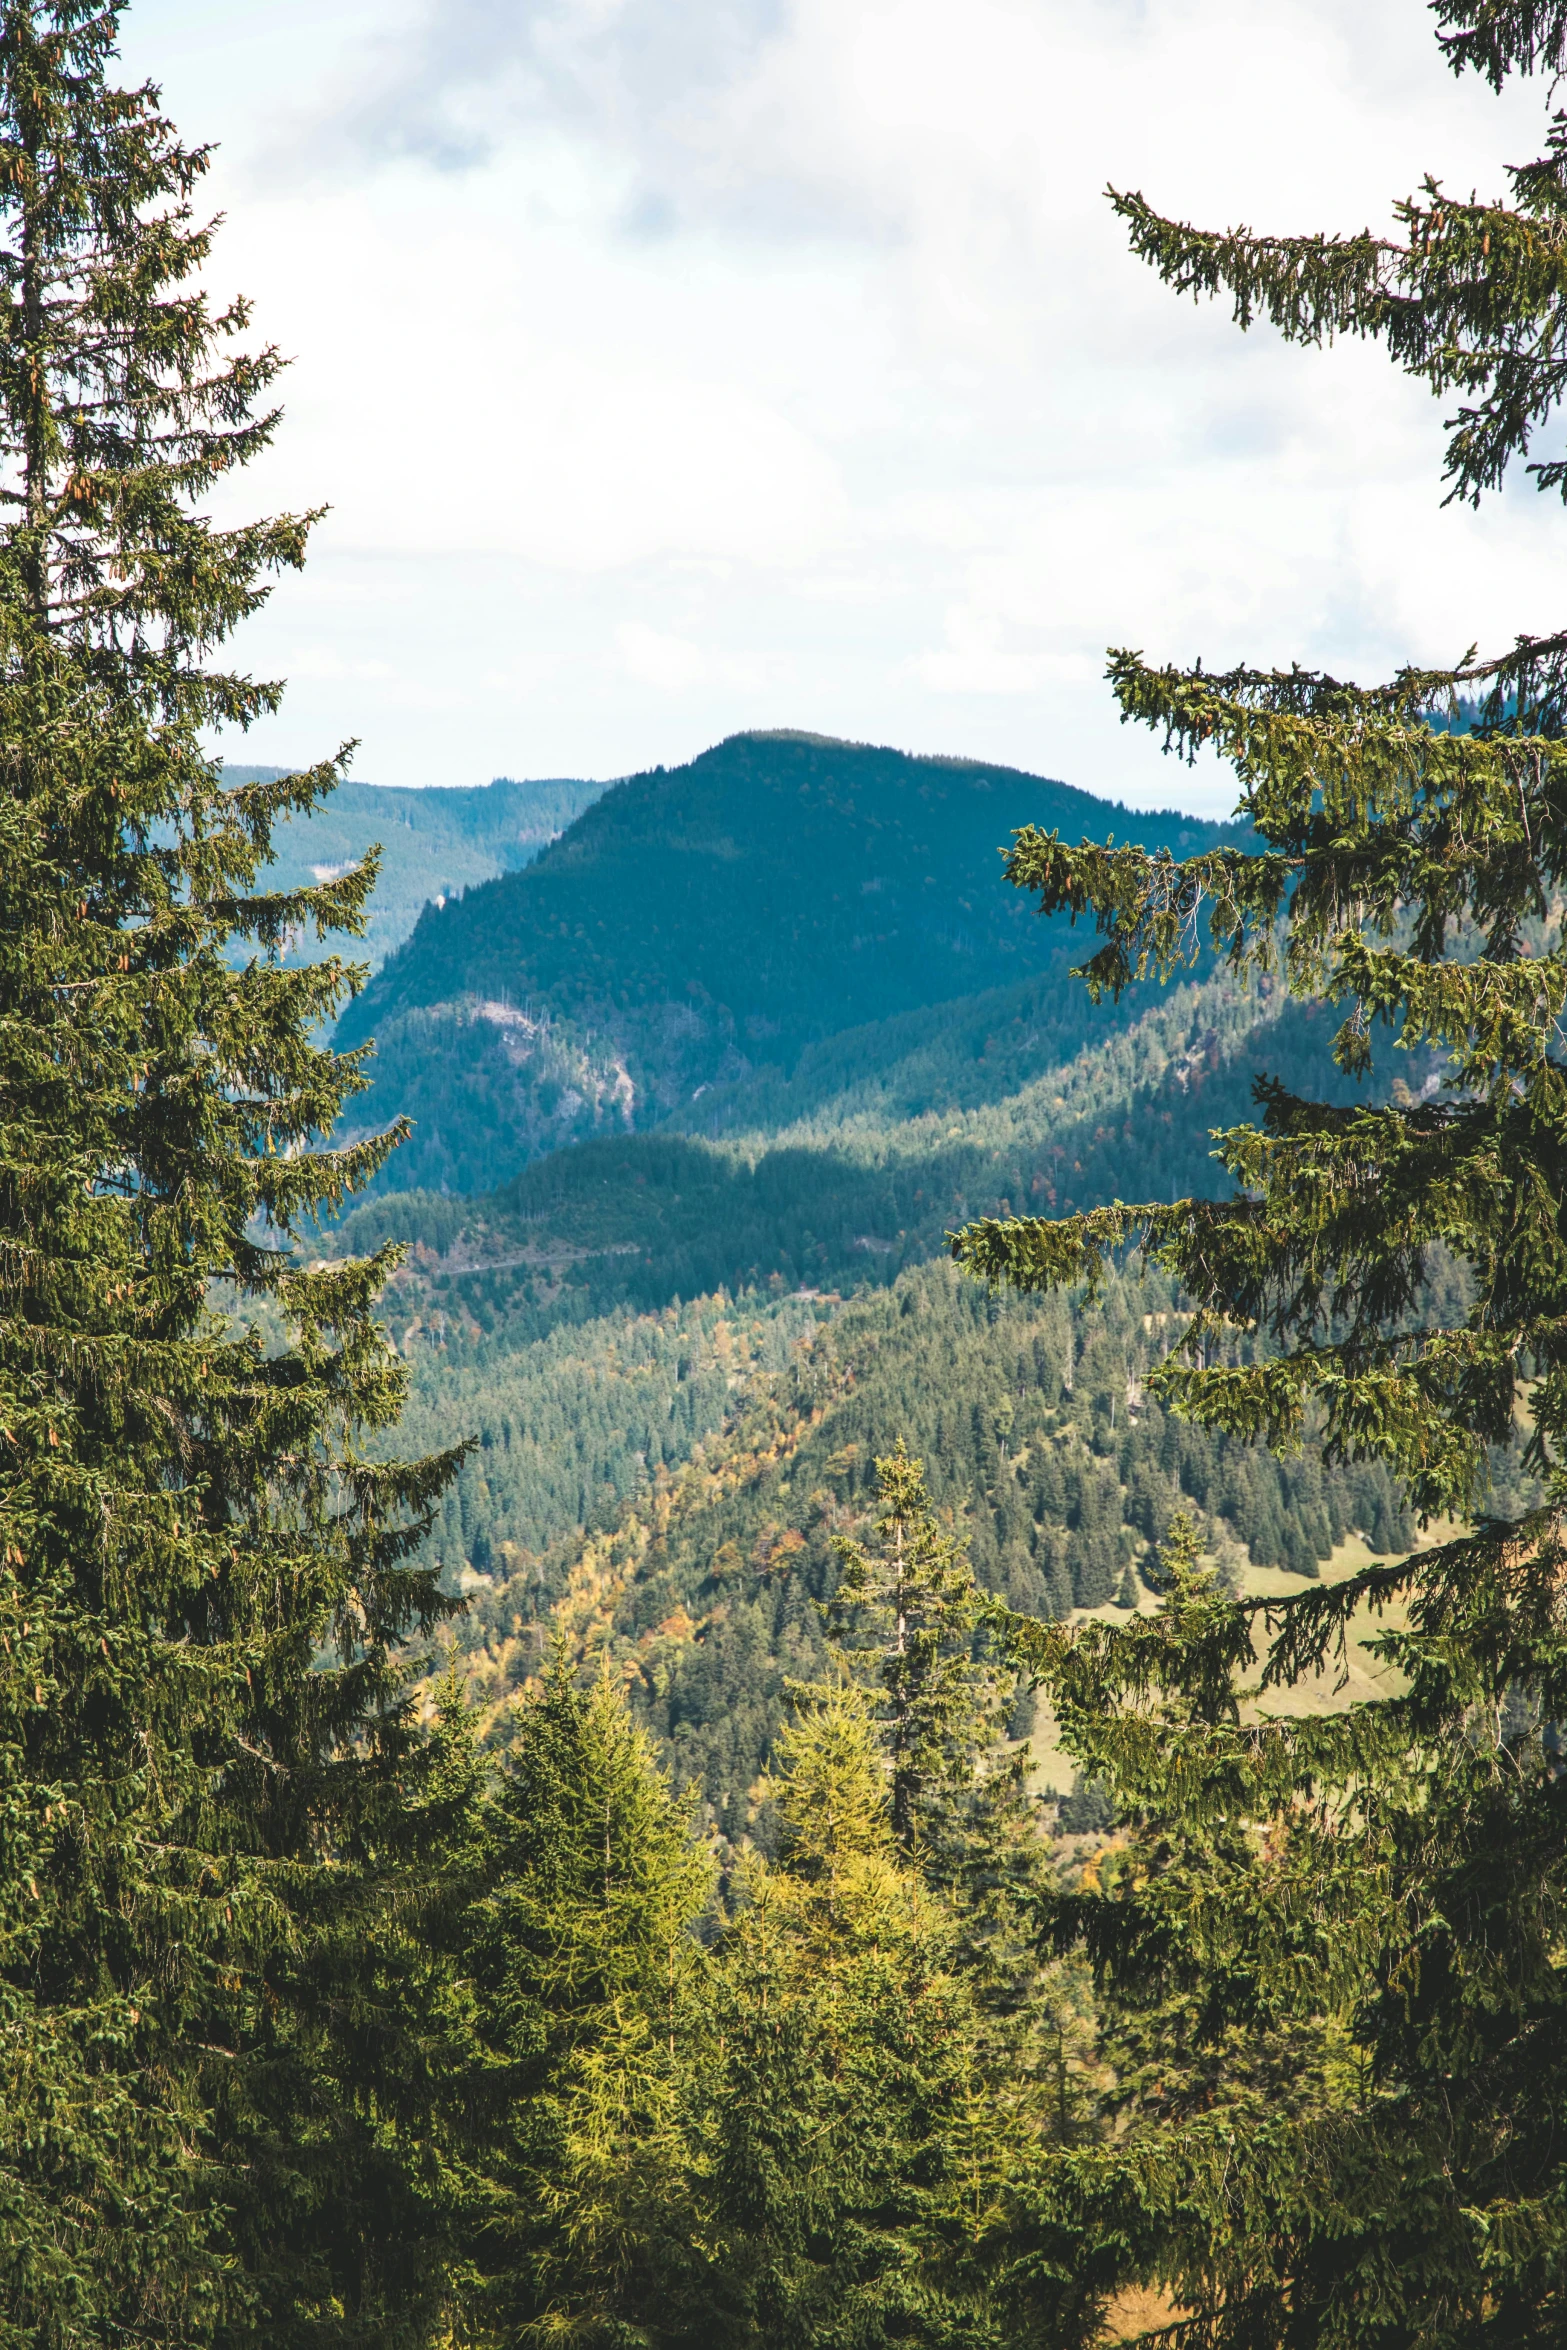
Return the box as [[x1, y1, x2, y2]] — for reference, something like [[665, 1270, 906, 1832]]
[[330, 729, 1252, 1195], [15, 1, 1567, 2346], [339, 729, 1239, 1053]]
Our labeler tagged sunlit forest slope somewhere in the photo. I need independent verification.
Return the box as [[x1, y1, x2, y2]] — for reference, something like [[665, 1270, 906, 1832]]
[[301, 723, 1508, 1824]]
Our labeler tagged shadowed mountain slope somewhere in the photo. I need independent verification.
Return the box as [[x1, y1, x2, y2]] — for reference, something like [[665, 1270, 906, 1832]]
[[335, 730, 1252, 1194]]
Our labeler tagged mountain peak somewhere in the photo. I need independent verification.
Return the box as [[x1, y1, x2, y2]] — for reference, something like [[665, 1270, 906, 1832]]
[[334, 729, 1249, 1196]]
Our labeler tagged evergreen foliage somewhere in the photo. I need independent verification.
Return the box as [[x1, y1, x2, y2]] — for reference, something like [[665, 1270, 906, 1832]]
[[36, 5, 1567, 2343], [0, 9, 459, 2341], [441, 1646, 1069, 2349], [951, 7, 1567, 2333], [331, 966, 1406, 1339], [341, 732, 1238, 1061], [827, 1443, 991, 1855], [1433, 0, 1567, 85], [456, 1652, 710, 2344], [421, 1256, 1436, 1821], [333, 731, 1251, 1197], [705, 1677, 1024, 2350], [1112, 3, 1567, 508]]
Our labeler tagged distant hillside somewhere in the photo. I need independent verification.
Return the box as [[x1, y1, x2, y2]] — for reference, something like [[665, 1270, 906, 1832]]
[[429, 1257, 1435, 1820], [301, 739, 1466, 1816], [335, 730, 1253, 1193], [281, 732, 1483, 1830], [226, 765, 606, 969], [330, 972, 1380, 1329], [318, 983, 1477, 1819]]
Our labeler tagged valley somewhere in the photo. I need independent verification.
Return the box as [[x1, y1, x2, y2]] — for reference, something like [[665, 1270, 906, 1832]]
[[19, 9, 1561, 2331], [268, 728, 1512, 1829]]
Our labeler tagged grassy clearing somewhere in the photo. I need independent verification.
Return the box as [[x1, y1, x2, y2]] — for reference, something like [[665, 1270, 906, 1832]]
[[1026, 1527, 1448, 1791]]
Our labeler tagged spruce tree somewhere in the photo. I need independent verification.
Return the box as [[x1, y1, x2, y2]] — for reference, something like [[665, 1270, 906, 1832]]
[[457, 1654, 710, 2346], [951, 3, 1567, 2337], [0, 9, 461, 2341], [825, 1456, 1098, 2311], [707, 1677, 1027, 2349], [827, 1441, 994, 1860]]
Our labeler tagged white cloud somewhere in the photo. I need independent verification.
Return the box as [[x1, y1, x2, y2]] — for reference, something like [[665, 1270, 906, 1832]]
[[480, 651, 566, 696], [616, 620, 785, 693], [122, 0, 1567, 811], [915, 608, 1101, 697], [285, 647, 394, 682], [332, 0, 791, 189], [616, 621, 710, 691]]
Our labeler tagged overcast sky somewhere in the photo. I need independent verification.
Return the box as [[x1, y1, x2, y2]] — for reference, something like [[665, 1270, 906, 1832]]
[[120, 0, 1561, 812]]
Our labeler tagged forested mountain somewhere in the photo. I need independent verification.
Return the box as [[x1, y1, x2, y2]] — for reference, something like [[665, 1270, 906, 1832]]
[[314, 943, 1484, 1830], [333, 730, 1252, 1192], [335, 974, 1379, 1320], [404, 1255, 1460, 1834], [307, 733, 1455, 1813], [226, 763, 606, 968], [34, 2, 1567, 2340]]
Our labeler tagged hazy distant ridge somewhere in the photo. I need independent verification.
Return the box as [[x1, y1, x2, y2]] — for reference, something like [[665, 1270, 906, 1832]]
[[226, 764, 607, 969]]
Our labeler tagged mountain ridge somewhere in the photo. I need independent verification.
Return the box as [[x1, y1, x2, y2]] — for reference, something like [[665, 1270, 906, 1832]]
[[228, 765, 608, 969], [291, 730, 1477, 1820], [334, 729, 1252, 1196]]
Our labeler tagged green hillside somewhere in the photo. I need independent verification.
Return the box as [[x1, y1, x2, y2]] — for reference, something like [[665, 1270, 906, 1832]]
[[423, 1255, 1451, 1833], [308, 945, 1491, 1830], [333, 731, 1253, 1193], [225, 763, 606, 969], [334, 972, 1370, 1318], [357, 1197, 1520, 1833], [296, 729, 1463, 1826]]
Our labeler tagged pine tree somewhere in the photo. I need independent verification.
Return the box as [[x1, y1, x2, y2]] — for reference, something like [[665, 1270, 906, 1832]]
[[825, 1455, 1100, 2314], [0, 10, 462, 2342], [826, 1442, 1050, 1955], [951, 5, 1567, 2337], [457, 1653, 711, 2346]]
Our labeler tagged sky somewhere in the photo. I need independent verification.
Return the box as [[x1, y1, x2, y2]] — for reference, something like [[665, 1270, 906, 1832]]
[[119, 0, 1565, 813]]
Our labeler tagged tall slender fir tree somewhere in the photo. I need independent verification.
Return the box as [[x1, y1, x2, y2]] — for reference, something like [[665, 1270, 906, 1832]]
[[823, 1449, 1100, 2326], [0, 9, 463, 2343], [456, 1653, 711, 2347], [952, 2, 1567, 2339], [827, 1442, 994, 1861], [708, 1677, 1032, 2350]]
